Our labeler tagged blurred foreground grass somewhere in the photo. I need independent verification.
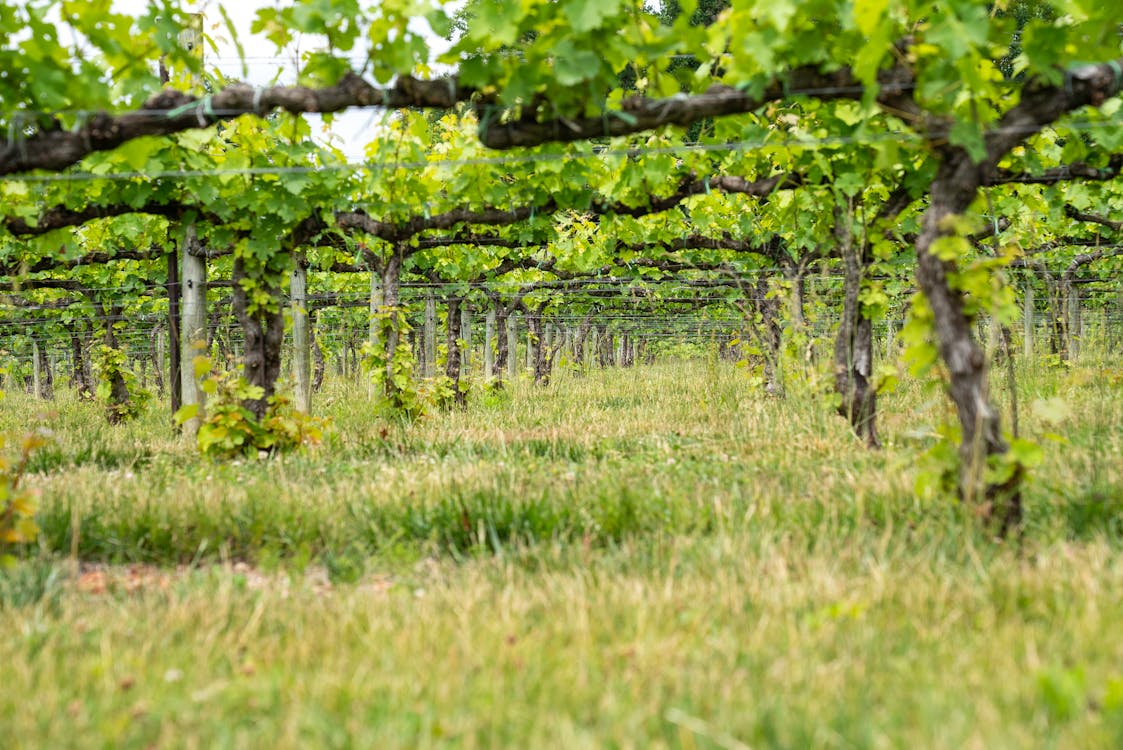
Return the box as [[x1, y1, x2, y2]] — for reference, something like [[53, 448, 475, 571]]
[[1, 358, 1121, 748]]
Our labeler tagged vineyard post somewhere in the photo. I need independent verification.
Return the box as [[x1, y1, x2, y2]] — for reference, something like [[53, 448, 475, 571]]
[[154, 325, 166, 394], [507, 312, 518, 378], [525, 319, 533, 369], [291, 260, 311, 413], [484, 307, 496, 380], [311, 313, 324, 391], [180, 228, 207, 435], [1023, 284, 1035, 359], [1066, 283, 1082, 361], [334, 322, 345, 376], [167, 250, 181, 420], [1109, 301, 1117, 350], [411, 329, 422, 374], [423, 292, 437, 377], [461, 302, 472, 372], [32, 338, 41, 400], [44, 347, 55, 398], [368, 269, 381, 398], [160, 15, 202, 425], [379, 249, 403, 397]]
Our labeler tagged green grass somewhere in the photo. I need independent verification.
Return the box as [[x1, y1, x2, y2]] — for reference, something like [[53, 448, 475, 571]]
[[1, 357, 1122, 748]]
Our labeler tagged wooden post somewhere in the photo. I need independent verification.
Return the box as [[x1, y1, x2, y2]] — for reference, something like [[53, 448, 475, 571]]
[[32, 338, 41, 400], [369, 271, 382, 349], [368, 270, 382, 397], [180, 228, 207, 435], [1104, 303, 1112, 352], [507, 312, 519, 377], [461, 303, 472, 373], [156, 325, 167, 387], [1023, 284, 1034, 360], [167, 249, 182, 419], [335, 323, 345, 376], [46, 349, 56, 397], [291, 261, 311, 413], [525, 317, 533, 369], [988, 313, 1000, 357], [1067, 286, 1081, 361], [484, 308, 496, 380], [423, 293, 437, 377]]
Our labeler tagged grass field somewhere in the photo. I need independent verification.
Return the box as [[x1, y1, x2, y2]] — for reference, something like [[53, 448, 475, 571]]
[[1, 357, 1122, 748]]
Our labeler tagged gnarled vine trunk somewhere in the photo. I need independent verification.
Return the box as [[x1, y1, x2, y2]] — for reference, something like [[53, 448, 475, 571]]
[[572, 312, 595, 369], [596, 326, 614, 368], [620, 333, 634, 367], [33, 338, 54, 400], [445, 296, 467, 407], [916, 155, 1018, 531], [525, 300, 561, 386], [914, 57, 1123, 532], [380, 249, 404, 399], [491, 299, 510, 388], [743, 275, 784, 396], [524, 304, 551, 385], [101, 306, 132, 425], [311, 313, 325, 392], [232, 257, 285, 421], [68, 321, 93, 399], [780, 259, 808, 331], [832, 209, 879, 448]]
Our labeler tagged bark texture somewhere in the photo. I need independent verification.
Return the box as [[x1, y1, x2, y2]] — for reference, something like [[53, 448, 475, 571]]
[[573, 312, 596, 369], [101, 308, 132, 425], [380, 251, 404, 399], [35, 340, 54, 400], [311, 314, 326, 392], [909, 58, 1123, 532], [915, 155, 1019, 530], [445, 297, 467, 407], [1, 72, 472, 175], [742, 276, 784, 396], [521, 304, 563, 386], [832, 209, 879, 448], [232, 258, 285, 421], [493, 302, 510, 387], [68, 323, 93, 399]]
